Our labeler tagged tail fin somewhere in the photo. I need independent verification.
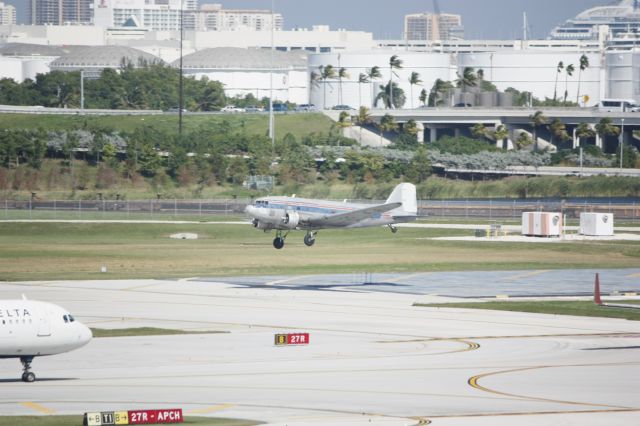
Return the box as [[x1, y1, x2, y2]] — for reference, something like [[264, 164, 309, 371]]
[[386, 183, 417, 216]]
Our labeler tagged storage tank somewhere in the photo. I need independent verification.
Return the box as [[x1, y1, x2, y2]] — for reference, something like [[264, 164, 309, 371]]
[[522, 212, 562, 237], [579, 213, 614, 236], [460, 92, 476, 106], [479, 91, 497, 107], [458, 52, 602, 105], [498, 91, 514, 107], [606, 51, 640, 102]]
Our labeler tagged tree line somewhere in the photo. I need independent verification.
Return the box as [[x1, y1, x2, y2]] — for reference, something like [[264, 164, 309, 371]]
[[0, 64, 226, 111]]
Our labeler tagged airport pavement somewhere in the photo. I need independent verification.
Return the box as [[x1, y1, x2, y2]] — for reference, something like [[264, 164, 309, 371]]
[[0, 273, 639, 426]]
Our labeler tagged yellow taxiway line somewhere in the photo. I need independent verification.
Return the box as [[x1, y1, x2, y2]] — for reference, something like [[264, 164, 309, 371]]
[[20, 402, 56, 414]]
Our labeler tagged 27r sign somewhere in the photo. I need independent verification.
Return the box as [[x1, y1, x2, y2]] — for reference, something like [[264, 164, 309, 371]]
[[275, 333, 310, 346]]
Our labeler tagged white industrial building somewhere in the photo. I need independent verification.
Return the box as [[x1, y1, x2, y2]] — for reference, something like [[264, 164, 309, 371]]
[[176, 47, 308, 104]]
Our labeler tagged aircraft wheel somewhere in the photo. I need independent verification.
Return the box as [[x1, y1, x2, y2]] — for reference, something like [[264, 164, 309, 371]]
[[22, 372, 36, 383], [303, 235, 316, 247], [273, 237, 285, 249]]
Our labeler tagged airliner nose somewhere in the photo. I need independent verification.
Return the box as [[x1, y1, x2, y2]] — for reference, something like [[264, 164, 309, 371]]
[[79, 324, 93, 346]]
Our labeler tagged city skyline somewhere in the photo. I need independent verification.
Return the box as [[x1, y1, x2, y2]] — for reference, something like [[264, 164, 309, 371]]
[[4, 0, 606, 39]]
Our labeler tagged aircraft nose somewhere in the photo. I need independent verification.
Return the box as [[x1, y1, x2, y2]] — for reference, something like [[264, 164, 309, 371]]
[[79, 324, 93, 345]]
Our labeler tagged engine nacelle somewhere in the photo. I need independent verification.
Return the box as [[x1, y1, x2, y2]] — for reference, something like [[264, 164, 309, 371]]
[[252, 219, 274, 230], [282, 211, 300, 229]]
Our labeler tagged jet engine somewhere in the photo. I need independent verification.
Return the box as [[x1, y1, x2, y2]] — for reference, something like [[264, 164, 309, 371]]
[[282, 211, 300, 229]]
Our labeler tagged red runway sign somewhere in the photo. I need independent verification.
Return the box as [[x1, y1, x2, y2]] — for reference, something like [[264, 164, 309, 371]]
[[275, 333, 310, 346]]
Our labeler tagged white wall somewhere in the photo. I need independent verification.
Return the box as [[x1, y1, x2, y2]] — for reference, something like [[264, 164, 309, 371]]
[[185, 69, 308, 104]]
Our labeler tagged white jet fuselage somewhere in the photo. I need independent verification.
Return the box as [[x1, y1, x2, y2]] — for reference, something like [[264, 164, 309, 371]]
[[0, 300, 92, 358]]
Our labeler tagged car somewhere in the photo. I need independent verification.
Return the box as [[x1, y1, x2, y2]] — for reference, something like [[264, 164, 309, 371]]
[[221, 105, 245, 113], [296, 103, 317, 112], [167, 107, 187, 113], [331, 104, 355, 110], [245, 105, 264, 112], [453, 103, 473, 108], [269, 103, 289, 112]]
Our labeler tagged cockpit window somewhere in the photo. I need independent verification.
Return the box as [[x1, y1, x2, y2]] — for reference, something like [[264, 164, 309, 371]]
[[63, 315, 69, 323], [68, 314, 75, 322], [63, 314, 75, 323]]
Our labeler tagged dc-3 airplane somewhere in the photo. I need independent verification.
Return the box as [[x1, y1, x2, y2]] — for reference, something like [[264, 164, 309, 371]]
[[245, 182, 418, 249], [0, 298, 92, 382]]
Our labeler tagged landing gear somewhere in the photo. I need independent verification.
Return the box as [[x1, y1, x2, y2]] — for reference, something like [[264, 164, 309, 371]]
[[303, 231, 316, 247], [273, 230, 288, 249], [20, 356, 36, 383], [388, 224, 398, 233]]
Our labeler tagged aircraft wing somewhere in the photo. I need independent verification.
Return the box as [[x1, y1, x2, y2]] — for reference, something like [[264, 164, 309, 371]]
[[308, 202, 401, 227]]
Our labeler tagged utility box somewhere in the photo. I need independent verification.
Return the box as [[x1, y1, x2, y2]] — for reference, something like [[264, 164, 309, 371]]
[[522, 212, 562, 237], [579, 213, 614, 236]]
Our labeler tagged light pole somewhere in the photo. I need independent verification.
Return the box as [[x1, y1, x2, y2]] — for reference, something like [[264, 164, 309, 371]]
[[178, 0, 184, 136], [619, 118, 625, 168], [269, 0, 275, 152]]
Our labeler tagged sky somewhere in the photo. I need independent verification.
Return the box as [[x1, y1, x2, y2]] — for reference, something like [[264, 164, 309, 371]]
[[6, 0, 608, 40]]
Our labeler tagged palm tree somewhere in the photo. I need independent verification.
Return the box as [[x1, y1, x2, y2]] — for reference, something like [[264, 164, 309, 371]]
[[575, 122, 595, 147], [429, 78, 451, 106], [355, 106, 372, 143], [404, 119, 419, 137], [471, 123, 488, 140], [357, 73, 369, 108], [529, 110, 548, 151], [595, 118, 620, 151], [563, 64, 575, 105], [408, 72, 422, 109], [337, 67, 350, 106], [493, 124, 509, 149], [366, 66, 382, 108], [549, 118, 570, 145], [375, 81, 405, 109], [455, 67, 478, 91], [378, 113, 397, 145], [388, 55, 403, 109], [576, 54, 589, 105], [319, 65, 336, 109], [553, 61, 564, 103], [419, 88, 427, 107]]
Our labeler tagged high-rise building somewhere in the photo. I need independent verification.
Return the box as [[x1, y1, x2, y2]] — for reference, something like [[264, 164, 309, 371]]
[[30, 0, 93, 25], [94, 0, 198, 31], [196, 3, 283, 32], [0, 2, 17, 25], [404, 12, 463, 40]]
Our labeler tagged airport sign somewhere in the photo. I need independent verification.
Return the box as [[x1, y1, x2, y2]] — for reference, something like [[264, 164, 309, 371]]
[[85, 409, 183, 425], [275, 333, 310, 346]]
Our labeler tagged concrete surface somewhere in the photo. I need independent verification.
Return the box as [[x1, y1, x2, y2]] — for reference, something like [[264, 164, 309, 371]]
[[0, 274, 639, 426]]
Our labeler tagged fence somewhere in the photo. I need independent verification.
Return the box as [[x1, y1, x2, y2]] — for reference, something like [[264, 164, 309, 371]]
[[1, 198, 639, 222]]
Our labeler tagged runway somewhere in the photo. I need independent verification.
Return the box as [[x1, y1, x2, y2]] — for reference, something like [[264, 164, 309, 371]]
[[0, 272, 639, 425]]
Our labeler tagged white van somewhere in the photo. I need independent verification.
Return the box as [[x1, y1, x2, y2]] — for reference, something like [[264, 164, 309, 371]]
[[597, 98, 640, 112]]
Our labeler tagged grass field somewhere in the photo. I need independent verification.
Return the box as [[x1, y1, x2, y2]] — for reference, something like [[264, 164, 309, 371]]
[[415, 300, 640, 321], [0, 112, 334, 141], [0, 416, 259, 426], [0, 222, 638, 281]]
